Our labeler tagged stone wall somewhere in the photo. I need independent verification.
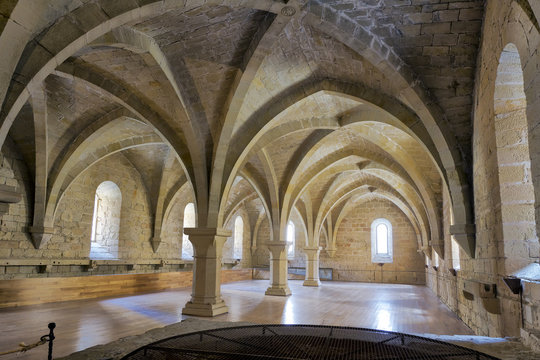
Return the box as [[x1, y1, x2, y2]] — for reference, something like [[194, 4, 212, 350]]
[[320, 199, 425, 285], [425, 0, 540, 338], [252, 216, 271, 267], [52, 153, 154, 260], [90, 181, 122, 259], [161, 184, 194, 260], [0, 152, 189, 279], [223, 208, 252, 267], [0, 140, 33, 262]]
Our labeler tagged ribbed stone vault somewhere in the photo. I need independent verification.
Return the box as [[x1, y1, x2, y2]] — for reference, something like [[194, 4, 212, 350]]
[[3, 0, 540, 342], [0, 0, 486, 259]]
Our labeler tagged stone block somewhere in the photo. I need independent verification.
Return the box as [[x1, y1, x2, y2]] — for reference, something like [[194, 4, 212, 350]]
[[404, 12, 433, 24], [433, 10, 459, 22], [433, 33, 458, 45], [458, 8, 483, 21], [422, 46, 449, 56], [451, 20, 482, 33], [421, 22, 451, 34]]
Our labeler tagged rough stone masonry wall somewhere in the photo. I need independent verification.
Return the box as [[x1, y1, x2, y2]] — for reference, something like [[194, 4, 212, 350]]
[[0, 140, 33, 259], [160, 183, 195, 260], [426, 0, 540, 339], [320, 199, 425, 285], [426, 189, 467, 330], [251, 209, 307, 274], [0, 152, 188, 279], [223, 208, 253, 268]]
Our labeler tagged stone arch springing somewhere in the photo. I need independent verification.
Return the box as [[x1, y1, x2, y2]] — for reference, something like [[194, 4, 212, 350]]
[[90, 181, 121, 260], [233, 216, 244, 260], [494, 43, 538, 274], [182, 202, 195, 260]]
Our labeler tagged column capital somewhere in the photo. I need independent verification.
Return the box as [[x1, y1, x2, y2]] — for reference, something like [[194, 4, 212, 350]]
[[325, 248, 337, 257], [184, 227, 232, 238], [264, 241, 287, 247], [449, 223, 476, 258], [264, 242, 288, 258], [150, 236, 161, 252], [29, 226, 55, 249]]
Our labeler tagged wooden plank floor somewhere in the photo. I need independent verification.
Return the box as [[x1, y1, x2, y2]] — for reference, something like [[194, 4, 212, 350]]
[[0, 280, 473, 359]]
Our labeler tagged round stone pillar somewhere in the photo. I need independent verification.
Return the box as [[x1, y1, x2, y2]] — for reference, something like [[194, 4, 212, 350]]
[[265, 242, 291, 296], [303, 247, 322, 287], [182, 228, 231, 316]]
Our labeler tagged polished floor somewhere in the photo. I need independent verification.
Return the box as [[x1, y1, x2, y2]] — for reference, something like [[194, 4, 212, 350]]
[[0, 280, 473, 359]]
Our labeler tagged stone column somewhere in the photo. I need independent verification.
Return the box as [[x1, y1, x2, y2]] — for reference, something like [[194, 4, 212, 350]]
[[182, 228, 231, 317], [265, 242, 291, 296], [303, 247, 321, 287]]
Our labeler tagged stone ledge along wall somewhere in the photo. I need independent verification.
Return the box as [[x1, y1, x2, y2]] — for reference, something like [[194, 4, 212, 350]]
[[320, 199, 425, 285]]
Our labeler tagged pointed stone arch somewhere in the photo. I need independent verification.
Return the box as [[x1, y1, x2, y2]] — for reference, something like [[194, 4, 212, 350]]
[[494, 43, 538, 275]]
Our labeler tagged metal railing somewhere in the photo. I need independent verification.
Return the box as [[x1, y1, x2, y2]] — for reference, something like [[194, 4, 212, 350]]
[[0, 323, 55, 359], [121, 324, 500, 360]]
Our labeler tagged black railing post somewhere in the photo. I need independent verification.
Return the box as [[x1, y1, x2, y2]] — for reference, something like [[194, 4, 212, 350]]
[[47, 323, 56, 360]]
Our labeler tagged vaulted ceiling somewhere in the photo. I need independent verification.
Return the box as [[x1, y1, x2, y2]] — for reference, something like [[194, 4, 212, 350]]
[[0, 0, 489, 257]]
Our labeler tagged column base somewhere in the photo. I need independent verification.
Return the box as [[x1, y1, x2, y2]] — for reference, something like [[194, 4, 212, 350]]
[[303, 279, 321, 287], [265, 286, 292, 296], [182, 300, 228, 317]]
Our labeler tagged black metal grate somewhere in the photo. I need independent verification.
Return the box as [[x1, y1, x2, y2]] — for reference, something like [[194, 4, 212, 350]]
[[121, 325, 500, 360]]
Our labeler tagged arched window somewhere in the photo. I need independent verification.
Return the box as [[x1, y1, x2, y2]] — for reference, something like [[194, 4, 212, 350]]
[[287, 221, 295, 258], [182, 203, 195, 259], [233, 216, 243, 259], [433, 250, 439, 268], [371, 218, 393, 263], [90, 181, 121, 260]]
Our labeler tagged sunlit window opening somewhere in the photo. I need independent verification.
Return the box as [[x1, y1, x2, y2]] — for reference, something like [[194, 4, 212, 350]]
[[233, 216, 243, 259], [182, 203, 195, 259], [451, 237, 460, 270], [90, 181, 121, 260], [434, 251, 439, 267], [376, 223, 388, 254], [371, 218, 393, 263], [287, 221, 295, 258]]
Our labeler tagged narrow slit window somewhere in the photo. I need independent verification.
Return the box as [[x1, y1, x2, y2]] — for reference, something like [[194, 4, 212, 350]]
[[287, 221, 295, 258], [451, 237, 460, 270], [233, 216, 243, 259], [182, 203, 195, 259]]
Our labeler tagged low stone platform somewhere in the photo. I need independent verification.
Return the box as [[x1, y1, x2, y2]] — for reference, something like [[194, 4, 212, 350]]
[[58, 319, 540, 360]]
